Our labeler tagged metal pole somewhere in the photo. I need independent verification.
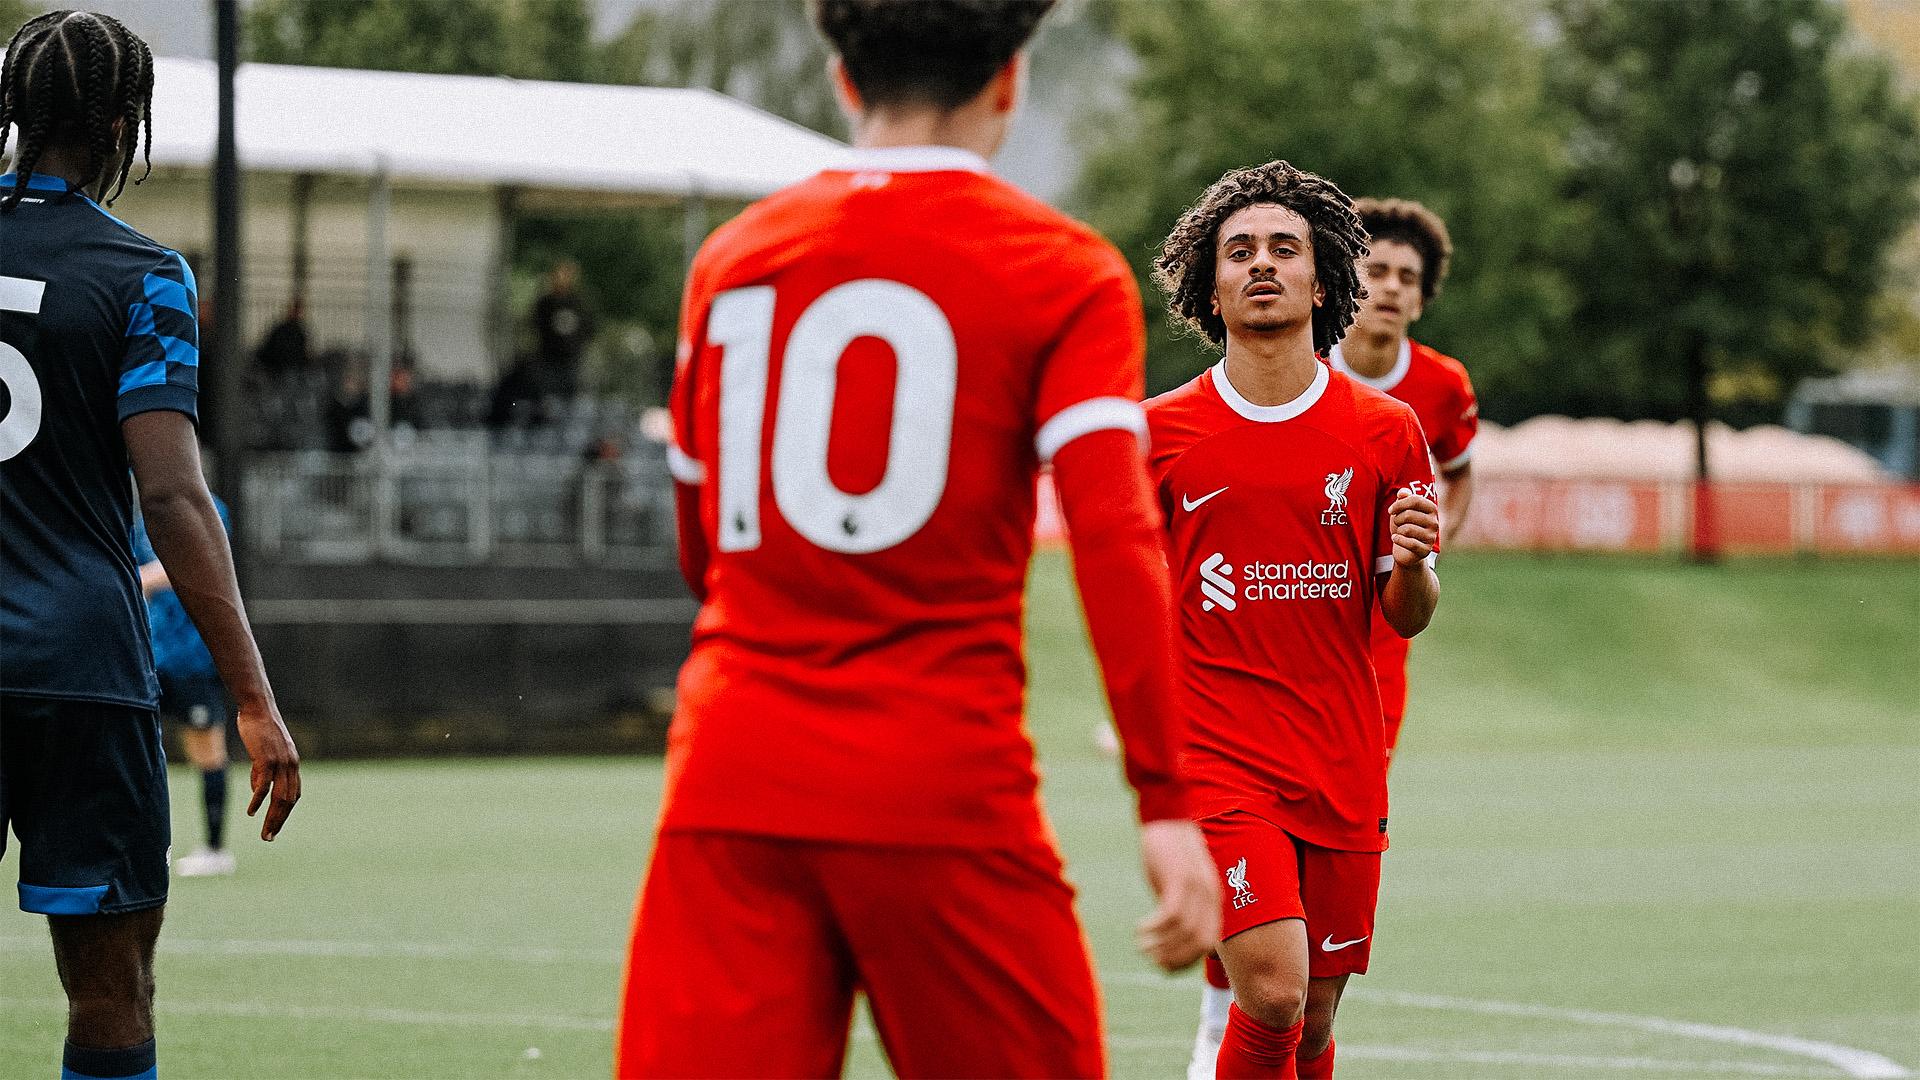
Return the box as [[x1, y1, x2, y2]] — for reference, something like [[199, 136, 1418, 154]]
[[289, 172, 314, 305], [210, 0, 245, 536], [367, 162, 394, 556]]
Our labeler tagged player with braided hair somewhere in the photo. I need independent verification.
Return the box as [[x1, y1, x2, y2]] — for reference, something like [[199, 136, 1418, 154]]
[[0, 9, 153, 211], [1, 13, 301, 1080], [1147, 161, 1440, 1078]]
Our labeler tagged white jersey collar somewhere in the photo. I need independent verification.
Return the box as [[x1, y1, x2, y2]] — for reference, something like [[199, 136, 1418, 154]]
[[1209, 358, 1329, 423], [1329, 338, 1411, 393], [838, 145, 991, 174]]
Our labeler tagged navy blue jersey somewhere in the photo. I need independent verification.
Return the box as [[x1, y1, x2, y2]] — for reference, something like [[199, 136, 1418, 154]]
[[0, 172, 199, 708], [130, 495, 229, 679]]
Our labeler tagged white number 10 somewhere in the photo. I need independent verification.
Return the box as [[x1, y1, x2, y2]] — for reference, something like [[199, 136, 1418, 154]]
[[708, 280, 957, 555]]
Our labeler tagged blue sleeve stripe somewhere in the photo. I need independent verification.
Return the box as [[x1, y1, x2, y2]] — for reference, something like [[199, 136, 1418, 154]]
[[119, 360, 168, 395], [158, 334, 198, 368], [144, 271, 194, 316], [125, 301, 156, 338], [171, 250, 198, 296]]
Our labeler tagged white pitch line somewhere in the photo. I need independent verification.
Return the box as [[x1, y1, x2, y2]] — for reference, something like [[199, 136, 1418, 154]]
[[0, 995, 1851, 1077], [1350, 989, 1911, 1080], [0, 995, 613, 1033], [6, 939, 1909, 1078], [0, 934, 615, 964]]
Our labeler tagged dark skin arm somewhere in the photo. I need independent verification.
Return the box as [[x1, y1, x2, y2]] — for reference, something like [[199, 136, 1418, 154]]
[[123, 410, 300, 840]]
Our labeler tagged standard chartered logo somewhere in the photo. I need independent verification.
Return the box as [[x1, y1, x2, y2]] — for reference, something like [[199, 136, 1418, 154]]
[[1198, 553, 1356, 614], [1199, 552, 1237, 612]]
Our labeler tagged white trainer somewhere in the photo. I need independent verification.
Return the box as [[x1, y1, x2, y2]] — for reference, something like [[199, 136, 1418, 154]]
[[176, 848, 236, 877]]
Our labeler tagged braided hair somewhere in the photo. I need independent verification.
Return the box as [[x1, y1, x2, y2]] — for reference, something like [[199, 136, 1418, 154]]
[[1155, 160, 1371, 356], [0, 10, 154, 211]]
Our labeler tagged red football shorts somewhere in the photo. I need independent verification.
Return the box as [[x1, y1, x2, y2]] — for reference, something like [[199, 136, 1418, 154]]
[[1372, 621, 1412, 755], [1200, 811, 1381, 979], [617, 830, 1105, 1079]]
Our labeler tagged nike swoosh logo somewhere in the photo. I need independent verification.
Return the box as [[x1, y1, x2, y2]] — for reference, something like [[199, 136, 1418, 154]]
[[1182, 486, 1229, 512], [1321, 935, 1369, 952]]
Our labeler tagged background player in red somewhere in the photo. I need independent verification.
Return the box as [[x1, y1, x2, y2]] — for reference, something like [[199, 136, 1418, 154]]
[[617, 2, 1220, 1076], [1328, 197, 1480, 759], [1147, 162, 1440, 1079]]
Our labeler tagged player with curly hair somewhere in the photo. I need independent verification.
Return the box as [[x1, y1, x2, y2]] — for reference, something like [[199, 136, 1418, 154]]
[[1330, 197, 1481, 761], [616, 1, 1220, 1075], [1145, 161, 1441, 1079]]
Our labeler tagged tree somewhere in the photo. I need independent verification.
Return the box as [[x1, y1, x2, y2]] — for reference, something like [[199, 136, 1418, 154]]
[[0, 1, 36, 42], [1545, 0, 1920, 425], [247, 0, 591, 82], [597, 0, 841, 137], [1074, 0, 1575, 408]]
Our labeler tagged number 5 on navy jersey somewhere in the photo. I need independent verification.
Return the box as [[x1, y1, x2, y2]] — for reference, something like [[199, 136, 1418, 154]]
[[0, 274, 47, 461]]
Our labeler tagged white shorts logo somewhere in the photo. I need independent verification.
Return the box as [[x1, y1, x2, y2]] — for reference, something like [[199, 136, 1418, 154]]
[[1199, 552, 1237, 612], [1226, 857, 1256, 910]]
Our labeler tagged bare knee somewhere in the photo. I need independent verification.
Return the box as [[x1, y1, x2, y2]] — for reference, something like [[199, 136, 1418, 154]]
[[185, 727, 228, 770], [1233, 970, 1307, 1030], [1300, 977, 1348, 1060], [50, 910, 162, 1047], [64, 971, 155, 1046]]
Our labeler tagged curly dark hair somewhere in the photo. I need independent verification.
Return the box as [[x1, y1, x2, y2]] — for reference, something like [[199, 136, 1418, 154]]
[[1154, 160, 1369, 355], [812, 0, 1054, 111], [1355, 197, 1452, 303], [0, 10, 154, 212]]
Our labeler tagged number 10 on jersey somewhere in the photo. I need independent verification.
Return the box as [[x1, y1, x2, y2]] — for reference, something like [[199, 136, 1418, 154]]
[[706, 280, 958, 556]]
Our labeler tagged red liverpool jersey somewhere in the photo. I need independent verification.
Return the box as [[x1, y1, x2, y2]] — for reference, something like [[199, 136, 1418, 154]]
[[1330, 338, 1478, 741], [662, 146, 1159, 847], [1147, 362, 1436, 851]]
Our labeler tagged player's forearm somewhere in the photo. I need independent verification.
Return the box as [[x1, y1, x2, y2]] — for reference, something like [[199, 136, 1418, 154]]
[[1380, 563, 1440, 638], [1441, 465, 1473, 539], [140, 484, 274, 707], [1054, 431, 1190, 823]]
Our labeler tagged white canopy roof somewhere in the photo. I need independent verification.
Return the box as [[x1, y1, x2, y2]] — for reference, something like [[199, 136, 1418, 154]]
[[148, 58, 850, 201]]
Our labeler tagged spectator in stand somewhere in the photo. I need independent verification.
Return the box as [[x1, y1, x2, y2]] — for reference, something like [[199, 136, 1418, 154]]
[[253, 298, 310, 378], [532, 260, 594, 400]]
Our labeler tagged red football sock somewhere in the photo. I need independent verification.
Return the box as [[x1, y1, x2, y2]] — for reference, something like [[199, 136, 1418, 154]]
[[1296, 1038, 1335, 1079], [1206, 952, 1232, 990], [1215, 1003, 1302, 1079]]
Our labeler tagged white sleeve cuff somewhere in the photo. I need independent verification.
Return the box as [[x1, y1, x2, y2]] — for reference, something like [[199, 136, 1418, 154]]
[[1034, 397, 1148, 463], [1375, 552, 1438, 573], [1438, 440, 1475, 471], [667, 444, 706, 485]]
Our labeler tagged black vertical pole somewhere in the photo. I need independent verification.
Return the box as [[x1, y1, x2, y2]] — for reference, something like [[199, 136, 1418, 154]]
[[210, 0, 245, 542]]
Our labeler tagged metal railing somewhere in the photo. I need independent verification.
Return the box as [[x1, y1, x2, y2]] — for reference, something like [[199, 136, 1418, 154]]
[[242, 439, 677, 566]]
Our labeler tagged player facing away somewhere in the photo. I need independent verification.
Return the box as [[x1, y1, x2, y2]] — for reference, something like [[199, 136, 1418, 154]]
[[132, 493, 239, 877], [617, 1, 1220, 1076], [0, 13, 301, 1080], [1145, 162, 1441, 1079], [1328, 198, 1478, 761]]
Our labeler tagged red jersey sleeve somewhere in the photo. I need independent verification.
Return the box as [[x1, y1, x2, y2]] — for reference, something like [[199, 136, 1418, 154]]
[[1430, 372, 1480, 473], [1031, 247, 1149, 463], [1372, 406, 1441, 575], [667, 254, 713, 598]]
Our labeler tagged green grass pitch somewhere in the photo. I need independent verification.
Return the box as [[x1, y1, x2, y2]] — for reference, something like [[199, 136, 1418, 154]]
[[3, 552, 1916, 1078]]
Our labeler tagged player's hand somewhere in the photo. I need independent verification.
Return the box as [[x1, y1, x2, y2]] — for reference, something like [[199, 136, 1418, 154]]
[[234, 698, 301, 841], [1136, 819, 1222, 972], [1389, 487, 1440, 567]]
